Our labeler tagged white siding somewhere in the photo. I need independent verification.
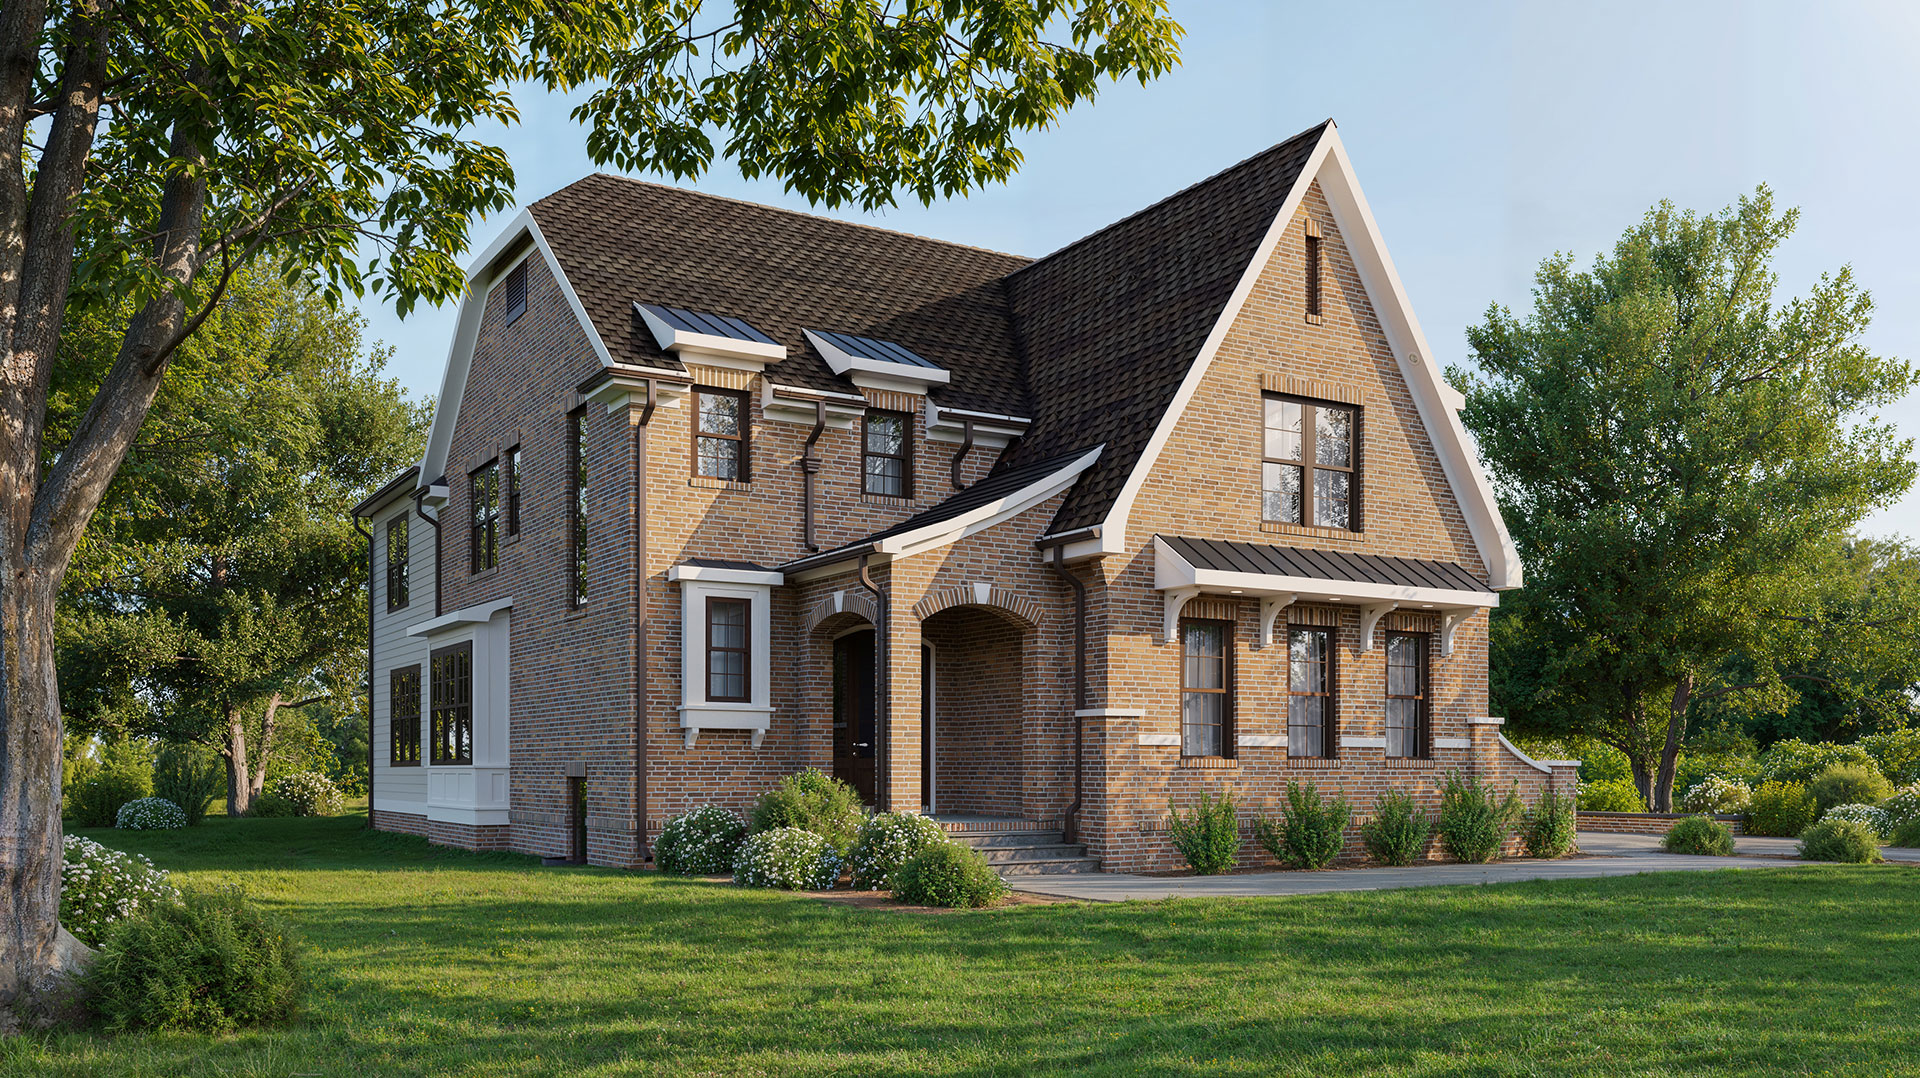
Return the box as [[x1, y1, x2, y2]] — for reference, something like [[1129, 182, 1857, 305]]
[[371, 499, 433, 813]]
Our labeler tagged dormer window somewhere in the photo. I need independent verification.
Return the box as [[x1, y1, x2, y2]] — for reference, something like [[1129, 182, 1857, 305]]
[[1262, 395, 1358, 530], [863, 409, 911, 497], [694, 388, 749, 481]]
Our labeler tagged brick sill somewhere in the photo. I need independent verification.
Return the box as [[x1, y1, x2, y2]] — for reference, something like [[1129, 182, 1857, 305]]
[[1178, 756, 1239, 770], [1261, 521, 1365, 541], [689, 476, 751, 492]]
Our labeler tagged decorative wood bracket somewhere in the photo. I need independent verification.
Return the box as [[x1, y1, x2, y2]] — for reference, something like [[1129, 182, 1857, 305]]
[[1358, 601, 1399, 652], [1256, 593, 1299, 649], [1439, 608, 1477, 657], [1162, 586, 1202, 645]]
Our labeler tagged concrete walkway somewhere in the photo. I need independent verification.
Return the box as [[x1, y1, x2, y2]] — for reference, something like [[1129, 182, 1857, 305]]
[[1010, 830, 1918, 903]]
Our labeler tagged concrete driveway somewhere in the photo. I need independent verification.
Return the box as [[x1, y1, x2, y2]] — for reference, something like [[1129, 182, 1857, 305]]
[[1579, 829, 1920, 863]]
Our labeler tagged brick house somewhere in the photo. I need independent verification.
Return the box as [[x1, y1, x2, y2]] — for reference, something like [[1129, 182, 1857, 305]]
[[354, 120, 1576, 873]]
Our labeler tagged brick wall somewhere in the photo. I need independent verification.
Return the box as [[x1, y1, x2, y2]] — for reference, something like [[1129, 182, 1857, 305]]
[[1580, 812, 1747, 836]]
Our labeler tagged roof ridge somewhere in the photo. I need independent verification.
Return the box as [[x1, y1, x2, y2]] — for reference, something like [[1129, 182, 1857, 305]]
[[1007, 119, 1333, 277]]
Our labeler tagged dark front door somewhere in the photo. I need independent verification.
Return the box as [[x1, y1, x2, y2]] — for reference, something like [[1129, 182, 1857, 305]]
[[832, 630, 877, 805]]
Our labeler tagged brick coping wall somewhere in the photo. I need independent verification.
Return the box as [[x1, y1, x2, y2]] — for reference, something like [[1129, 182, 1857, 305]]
[[1579, 811, 1747, 836]]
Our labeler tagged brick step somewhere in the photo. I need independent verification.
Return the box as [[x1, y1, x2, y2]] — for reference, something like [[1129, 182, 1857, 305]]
[[994, 856, 1104, 876], [977, 843, 1091, 864], [950, 830, 1073, 850]]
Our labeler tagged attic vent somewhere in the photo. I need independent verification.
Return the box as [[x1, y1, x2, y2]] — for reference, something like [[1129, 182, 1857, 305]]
[[1304, 218, 1324, 324], [497, 260, 528, 325]]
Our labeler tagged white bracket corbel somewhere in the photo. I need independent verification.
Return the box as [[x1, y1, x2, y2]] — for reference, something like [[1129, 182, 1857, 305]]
[[750, 728, 767, 750], [684, 727, 700, 750], [1358, 601, 1399, 652], [1162, 586, 1202, 645], [1439, 608, 1477, 657], [1256, 593, 1298, 649]]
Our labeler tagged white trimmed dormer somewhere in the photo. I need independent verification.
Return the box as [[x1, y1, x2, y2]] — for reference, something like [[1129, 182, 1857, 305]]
[[804, 329, 951, 397]]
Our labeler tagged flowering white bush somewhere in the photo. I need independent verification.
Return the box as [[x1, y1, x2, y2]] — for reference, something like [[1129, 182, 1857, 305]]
[[732, 827, 842, 890], [116, 797, 188, 831], [60, 835, 180, 947], [655, 805, 747, 875], [1822, 802, 1892, 840], [1679, 775, 1752, 815], [845, 812, 951, 889], [1880, 786, 1920, 832], [253, 771, 342, 817]]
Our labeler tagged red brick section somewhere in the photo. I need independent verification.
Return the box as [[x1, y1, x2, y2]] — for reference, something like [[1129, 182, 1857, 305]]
[[1580, 812, 1747, 836], [373, 810, 514, 851]]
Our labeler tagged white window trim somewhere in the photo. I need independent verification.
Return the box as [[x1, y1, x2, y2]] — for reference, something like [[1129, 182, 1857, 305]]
[[670, 571, 776, 748]]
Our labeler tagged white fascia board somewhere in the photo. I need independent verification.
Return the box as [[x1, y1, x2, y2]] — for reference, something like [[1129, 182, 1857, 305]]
[[1153, 536, 1498, 609], [638, 303, 786, 367], [873, 446, 1103, 559], [804, 330, 951, 390], [586, 371, 691, 416], [925, 401, 1031, 447], [406, 597, 514, 638], [667, 564, 785, 586]]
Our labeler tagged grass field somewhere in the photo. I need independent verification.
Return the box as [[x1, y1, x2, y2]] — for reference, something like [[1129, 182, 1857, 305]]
[[4, 812, 1917, 1077]]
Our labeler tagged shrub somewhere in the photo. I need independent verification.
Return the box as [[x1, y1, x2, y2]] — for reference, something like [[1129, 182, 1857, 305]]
[[1255, 783, 1351, 870], [1758, 739, 1877, 786], [654, 805, 747, 875], [1521, 792, 1578, 858], [732, 827, 842, 890], [60, 836, 181, 948], [1577, 777, 1645, 813], [66, 762, 154, 829], [1881, 786, 1920, 834], [1437, 772, 1522, 863], [846, 812, 951, 889], [84, 887, 302, 1033], [116, 797, 187, 831], [1359, 790, 1432, 866], [890, 843, 1007, 908], [1797, 818, 1883, 864], [1860, 729, 1920, 786], [748, 769, 865, 852], [1167, 788, 1242, 875], [1662, 815, 1736, 856], [1893, 816, 1920, 849], [1746, 781, 1819, 837], [1808, 763, 1892, 814], [1678, 774, 1751, 814], [154, 744, 222, 826], [251, 771, 342, 818], [1821, 802, 1893, 840]]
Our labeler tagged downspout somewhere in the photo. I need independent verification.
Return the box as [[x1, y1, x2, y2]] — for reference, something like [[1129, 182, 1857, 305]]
[[950, 417, 975, 490], [413, 487, 442, 618], [801, 399, 825, 551], [633, 379, 657, 862], [354, 517, 375, 830], [1049, 545, 1088, 843], [856, 554, 889, 810]]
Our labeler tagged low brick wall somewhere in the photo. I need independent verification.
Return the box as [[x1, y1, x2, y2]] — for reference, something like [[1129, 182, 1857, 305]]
[[1579, 811, 1746, 836], [373, 808, 515, 851]]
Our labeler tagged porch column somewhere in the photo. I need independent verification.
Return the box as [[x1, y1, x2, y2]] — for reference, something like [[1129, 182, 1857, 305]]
[[878, 560, 931, 814]]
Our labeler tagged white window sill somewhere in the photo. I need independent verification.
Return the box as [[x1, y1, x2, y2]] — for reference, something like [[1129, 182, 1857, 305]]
[[677, 704, 775, 749]]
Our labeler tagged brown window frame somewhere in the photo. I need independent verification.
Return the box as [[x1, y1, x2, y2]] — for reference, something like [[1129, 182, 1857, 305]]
[[1287, 626, 1336, 759], [389, 665, 421, 766], [1262, 394, 1361, 531], [862, 408, 912, 498], [1179, 617, 1234, 759], [692, 387, 750, 482], [569, 408, 589, 605], [504, 445, 522, 536], [1385, 630, 1431, 760], [385, 515, 410, 611], [469, 459, 499, 573], [496, 260, 527, 325], [705, 596, 751, 703], [430, 642, 474, 766]]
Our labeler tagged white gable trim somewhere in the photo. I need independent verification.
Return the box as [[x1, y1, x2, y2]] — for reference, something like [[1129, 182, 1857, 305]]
[[1092, 125, 1522, 590]]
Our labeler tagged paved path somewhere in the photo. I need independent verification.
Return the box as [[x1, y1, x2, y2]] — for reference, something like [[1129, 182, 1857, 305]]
[[1580, 829, 1920, 862]]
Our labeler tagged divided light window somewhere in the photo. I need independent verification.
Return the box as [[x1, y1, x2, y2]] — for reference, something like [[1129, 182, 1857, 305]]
[[385, 515, 410, 611], [863, 410, 911, 497], [389, 666, 421, 766], [430, 642, 474, 766], [706, 597, 751, 702], [694, 389, 748, 481], [1385, 631, 1430, 760], [1180, 619, 1232, 758], [505, 445, 522, 536], [496, 260, 527, 325], [469, 459, 499, 572], [1287, 628, 1334, 758], [570, 409, 589, 604], [1262, 396, 1358, 530]]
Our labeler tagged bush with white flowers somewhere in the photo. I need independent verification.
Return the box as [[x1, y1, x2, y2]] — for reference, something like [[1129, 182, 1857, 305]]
[[732, 827, 842, 890], [655, 805, 748, 875], [1822, 802, 1892, 840], [60, 835, 180, 947], [1880, 786, 1920, 832], [845, 812, 952, 890], [251, 771, 342, 818], [1678, 775, 1751, 815], [115, 797, 188, 831]]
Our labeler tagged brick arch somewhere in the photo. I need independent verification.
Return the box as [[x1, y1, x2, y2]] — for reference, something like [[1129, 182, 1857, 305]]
[[912, 582, 1043, 630], [804, 589, 881, 634]]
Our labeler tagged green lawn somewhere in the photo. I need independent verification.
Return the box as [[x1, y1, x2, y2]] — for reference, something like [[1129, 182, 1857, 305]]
[[6, 815, 1918, 1077]]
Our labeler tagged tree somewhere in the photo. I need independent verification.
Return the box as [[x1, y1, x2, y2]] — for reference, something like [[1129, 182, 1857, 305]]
[[53, 266, 423, 816], [0, 0, 1185, 1020], [1458, 188, 1917, 811]]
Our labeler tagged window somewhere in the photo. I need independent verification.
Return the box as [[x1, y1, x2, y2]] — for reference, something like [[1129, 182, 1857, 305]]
[[694, 389, 748, 481], [469, 460, 499, 572], [430, 642, 473, 765], [570, 409, 589, 604], [505, 445, 522, 536], [1180, 619, 1232, 757], [385, 515, 410, 611], [862, 409, 911, 497], [389, 666, 421, 765], [706, 597, 751, 702], [1305, 231, 1323, 319], [496, 260, 527, 325], [1262, 396, 1358, 530], [1288, 628, 1334, 758], [1386, 631, 1429, 759]]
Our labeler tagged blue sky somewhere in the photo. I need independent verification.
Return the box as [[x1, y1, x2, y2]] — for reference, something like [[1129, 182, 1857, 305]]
[[361, 0, 1920, 537]]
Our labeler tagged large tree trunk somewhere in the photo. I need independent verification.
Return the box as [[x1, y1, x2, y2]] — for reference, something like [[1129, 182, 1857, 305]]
[[224, 707, 252, 817], [249, 693, 283, 800], [1653, 673, 1694, 812]]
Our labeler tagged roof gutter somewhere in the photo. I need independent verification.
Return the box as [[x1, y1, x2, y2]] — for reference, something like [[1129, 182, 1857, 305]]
[[1034, 525, 1102, 550], [413, 484, 445, 618]]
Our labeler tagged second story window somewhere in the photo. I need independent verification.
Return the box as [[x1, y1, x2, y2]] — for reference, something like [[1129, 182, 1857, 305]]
[[469, 460, 499, 573], [1262, 396, 1358, 530], [385, 515, 410, 611], [505, 445, 522, 537], [863, 409, 910, 497], [694, 389, 748, 481], [570, 409, 589, 604]]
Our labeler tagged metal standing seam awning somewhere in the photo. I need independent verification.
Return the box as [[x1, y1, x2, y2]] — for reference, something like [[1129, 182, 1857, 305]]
[[1152, 535, 1500, 654]]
